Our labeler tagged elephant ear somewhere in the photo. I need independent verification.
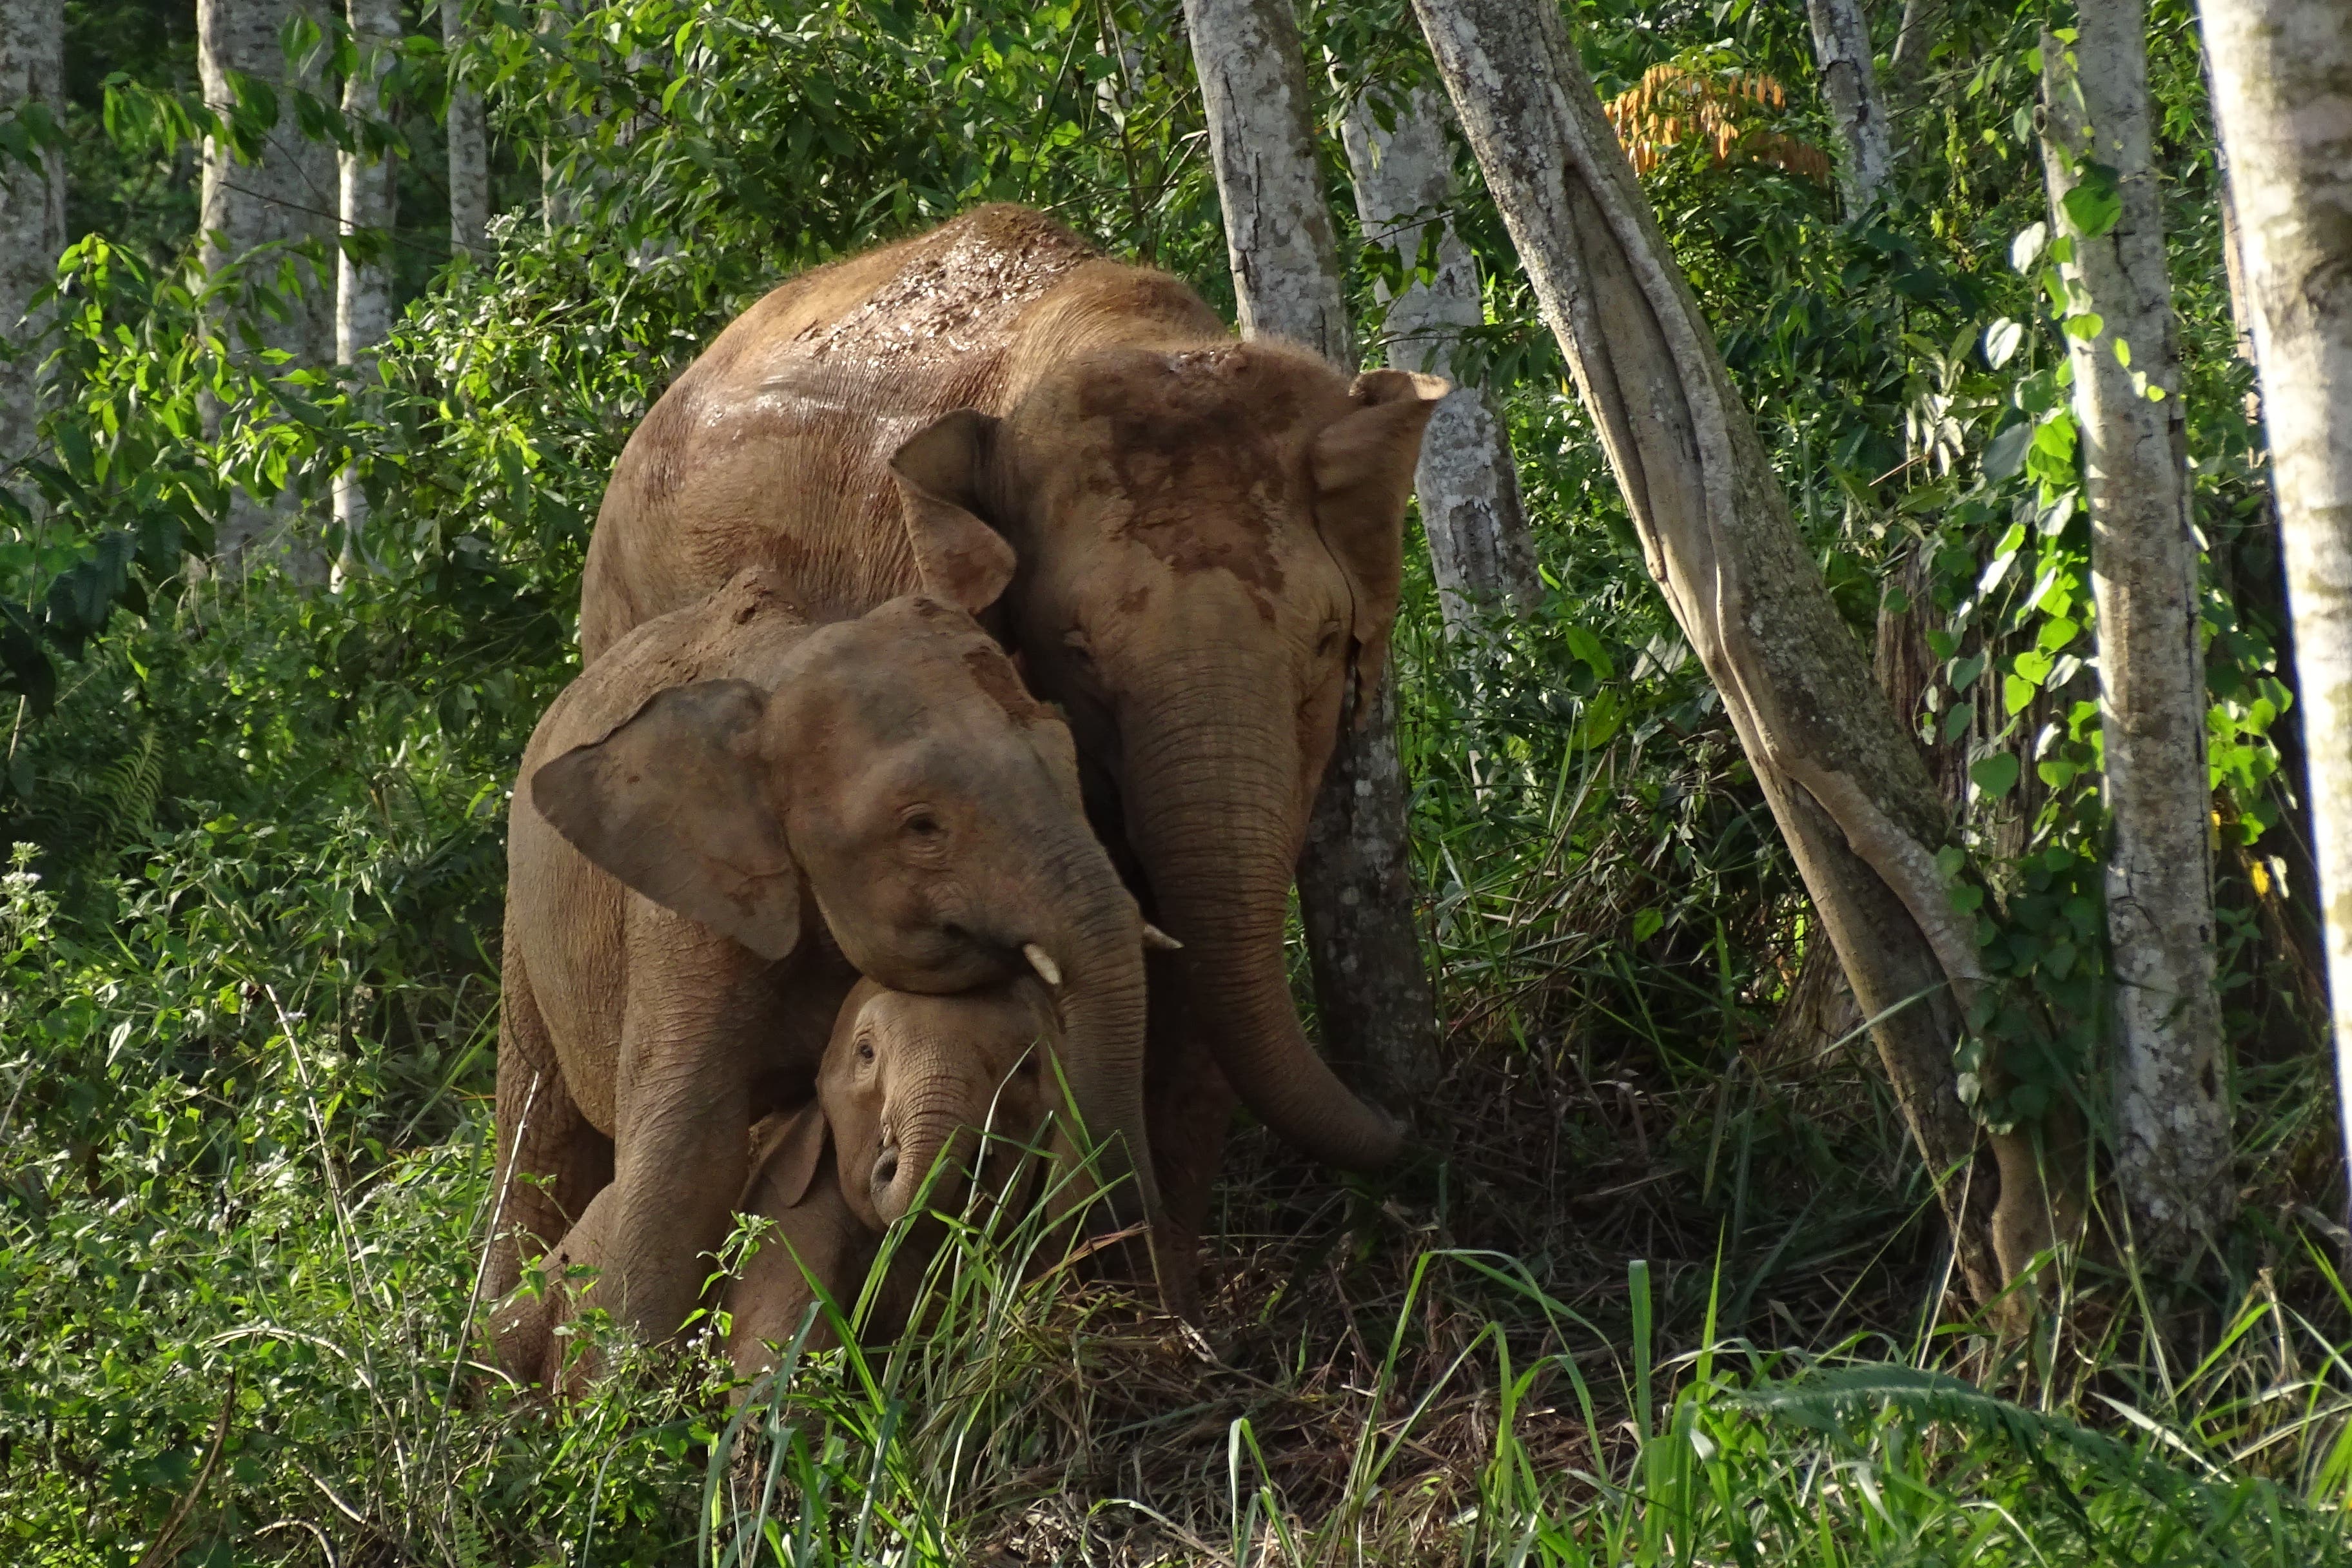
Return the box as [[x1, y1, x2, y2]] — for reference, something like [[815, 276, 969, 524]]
[[531, 680, 805, 962], [1312, 369, 1449, 723], [890, 410, 1018, 615], [745, 1103, 831, 1212]]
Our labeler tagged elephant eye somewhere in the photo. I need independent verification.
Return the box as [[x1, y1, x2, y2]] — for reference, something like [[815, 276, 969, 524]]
[[902, 808, 945, 840], [1315, 621, 1344, 658], [1061, 629, 1095, 665], [857, 1035, 876, 1063]]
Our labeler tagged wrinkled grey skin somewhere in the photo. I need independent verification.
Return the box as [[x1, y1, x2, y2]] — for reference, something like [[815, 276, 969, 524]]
[[485, 558, 1155, 1372]]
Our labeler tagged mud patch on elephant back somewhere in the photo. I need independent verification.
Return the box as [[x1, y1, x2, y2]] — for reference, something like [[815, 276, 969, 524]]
[[805, 208, 1097, 369], [963, 645, 1047, 729]]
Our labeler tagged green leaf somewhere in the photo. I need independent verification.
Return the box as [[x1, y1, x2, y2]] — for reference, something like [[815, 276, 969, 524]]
[[2062, 161, 2124, 237], [1983, 317, 2024, 369], [1563, 623, 1615, 679], [1632, 908, 1664, 943], [2063, 312, 2105, 340], [2011, 222, 2047, 273], [1983, 420, 2032, 483], [1971, 752, 2021, 798]]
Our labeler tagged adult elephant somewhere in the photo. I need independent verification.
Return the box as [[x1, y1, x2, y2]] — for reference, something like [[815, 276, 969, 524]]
[[582, 204, 1444, 1250]]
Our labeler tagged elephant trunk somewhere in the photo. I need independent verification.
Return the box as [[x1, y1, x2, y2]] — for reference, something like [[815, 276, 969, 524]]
[[1121, 676, 1404, 1173], [888, 832, 1178, 1305]]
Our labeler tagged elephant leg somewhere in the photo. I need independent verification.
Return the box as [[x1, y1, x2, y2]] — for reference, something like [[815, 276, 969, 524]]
[[589, 900, 768, 1348], [1142, 961, 1237, 1295], [487, 936, 611, 1306]]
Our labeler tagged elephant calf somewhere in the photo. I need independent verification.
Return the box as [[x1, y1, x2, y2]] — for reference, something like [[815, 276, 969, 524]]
[[489, 551, 1177, 1377], [490, 974, 1075, 1389]]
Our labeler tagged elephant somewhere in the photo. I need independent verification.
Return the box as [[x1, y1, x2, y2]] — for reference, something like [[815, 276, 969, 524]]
[[488, 554, 1170, 1370], [489, 974, 1077, 1389], [578, 204, 1448, 1266]]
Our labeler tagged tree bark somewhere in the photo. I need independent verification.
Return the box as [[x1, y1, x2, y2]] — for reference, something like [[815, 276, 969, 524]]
[[2040, 11, 2231, 1255], [0, 0, 64, 495], [1805, 0, 1896, 212], [199, 0, 334, 578], [1341, 84, 1543, 629], [2195, 0, 2352, 1200], [444, 0, 489, 259], [1889, 0, 1946, 99], [333, 0, 400, 569], [1182, 0, 1440, 1098], [1414, 0, 2072, 1306]]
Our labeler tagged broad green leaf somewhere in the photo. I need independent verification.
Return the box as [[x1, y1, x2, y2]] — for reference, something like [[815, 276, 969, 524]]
[[2061, 161, 2124, 237], [1983, 317, 2024, 369], [1971, 752, 2021, 798]]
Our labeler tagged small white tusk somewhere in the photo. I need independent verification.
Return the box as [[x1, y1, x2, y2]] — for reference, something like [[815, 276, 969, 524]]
[[1023, 943, 1063, 987], [1141, 923, 1184, 951]]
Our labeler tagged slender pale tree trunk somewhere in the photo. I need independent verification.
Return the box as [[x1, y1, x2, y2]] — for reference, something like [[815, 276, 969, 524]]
[[1414, 0, 2077, 1306], [1341, 84, 1542, 628], [0, 0, 64, 496], [2039, 10, 2231, 1256], [1890, 0, 1946, 98], [2197, 0, 2352, 1196], [1805, 0, 1895, 211], [1182, 0, 1440, 1097], [200, 0, 335, 578], [333, 0, 400, 570], [444, 0, 489, 258]]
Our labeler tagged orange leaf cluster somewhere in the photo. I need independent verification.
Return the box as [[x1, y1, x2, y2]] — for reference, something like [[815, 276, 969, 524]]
[[1602, 63, 1832, 184]]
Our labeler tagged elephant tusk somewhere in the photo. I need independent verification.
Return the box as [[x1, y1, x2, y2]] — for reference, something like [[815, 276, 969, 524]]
[[1141, 923, 1184, 951], [1022, 943, 1063, 987]]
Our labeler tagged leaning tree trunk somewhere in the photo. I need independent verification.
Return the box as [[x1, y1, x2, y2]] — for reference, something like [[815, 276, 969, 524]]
[[2196, 0, 2352, 1194], [1414, 0, 2075, 1306], [2040, 9, 2231, 1256], [199, 0, 334, 578], [1805, 0, 1895, 212], [1340, 84, 1544, 629], [1182, 0, 1439, 1099], [333, 0, 401, 573], [444, 0, 489, 258], [0, 0, 64, 498]]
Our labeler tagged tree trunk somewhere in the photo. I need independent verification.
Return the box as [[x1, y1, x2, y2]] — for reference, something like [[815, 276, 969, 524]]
[[444, 0, 489, 259], [2195, 0, 2352, 1200], [1889, 0, 1946, 99], [2040, 11, 2231, 1256], [333, 0, 400, 572], [199, 0, 333, 578], [1413, 0, 2073, 1306], [1805, 0, 1895, 212], [0, 0, 64, 498], [1182, 0, 1440, 1098], [1340, 84, 1543, 629]]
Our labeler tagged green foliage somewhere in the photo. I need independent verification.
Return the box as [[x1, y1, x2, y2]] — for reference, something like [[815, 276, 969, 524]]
[[0, 0, 2338, 1557]]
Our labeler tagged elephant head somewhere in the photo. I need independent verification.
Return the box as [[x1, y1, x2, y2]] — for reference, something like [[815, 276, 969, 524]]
[[887, 344, 1447, 1173], [816, 975, 1065, 1231], [529, 560, 1165, 1281]]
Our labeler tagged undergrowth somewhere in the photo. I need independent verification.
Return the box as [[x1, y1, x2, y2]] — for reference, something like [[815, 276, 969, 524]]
[[3, 554, 2349, 1566], [3, 0, 2345, 1558]]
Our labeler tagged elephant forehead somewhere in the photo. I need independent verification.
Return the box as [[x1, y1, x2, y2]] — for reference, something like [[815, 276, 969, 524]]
[[863, 980, 1051, 1047]]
